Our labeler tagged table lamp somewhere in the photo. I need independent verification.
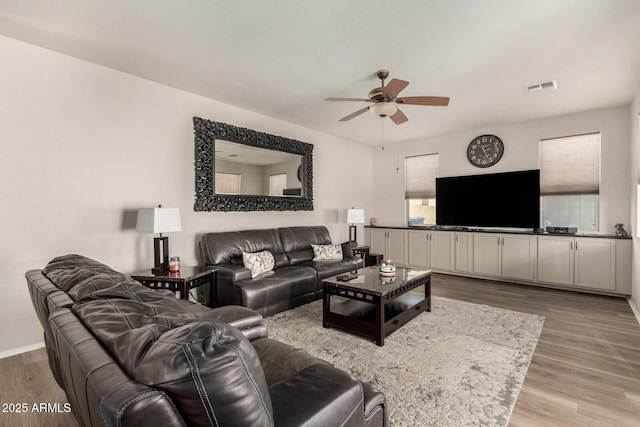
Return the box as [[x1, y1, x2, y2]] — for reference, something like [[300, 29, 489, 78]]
[[346, 208, 365, 247], [136, 205, 182, 274]]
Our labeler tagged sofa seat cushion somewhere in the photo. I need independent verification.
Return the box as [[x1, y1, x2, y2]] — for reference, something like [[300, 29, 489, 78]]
[[270, 364, 365, 427], [236, 266, 317, 311], [302, 259, 360, 281]]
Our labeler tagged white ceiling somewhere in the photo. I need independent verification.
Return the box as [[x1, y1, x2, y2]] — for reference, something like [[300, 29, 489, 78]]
[[1, 0, 640, 145]]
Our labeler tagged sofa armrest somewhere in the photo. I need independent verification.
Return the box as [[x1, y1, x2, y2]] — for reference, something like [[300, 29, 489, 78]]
[[195, 305, 268, 341], [214, 263, 252, 282], [211, 264, 253, 307], [270, 364, 366, 427]]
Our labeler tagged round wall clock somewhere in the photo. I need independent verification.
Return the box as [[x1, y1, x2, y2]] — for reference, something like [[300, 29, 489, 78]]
[[466, 135, 504, 168]]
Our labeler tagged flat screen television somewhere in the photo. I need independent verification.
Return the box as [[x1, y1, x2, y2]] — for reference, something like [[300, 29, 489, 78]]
[[436, 169, 540, 229]]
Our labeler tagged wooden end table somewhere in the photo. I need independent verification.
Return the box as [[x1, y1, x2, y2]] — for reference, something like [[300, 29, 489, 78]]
[[322, 266, 431, 346], [131, 266, 216, 307]]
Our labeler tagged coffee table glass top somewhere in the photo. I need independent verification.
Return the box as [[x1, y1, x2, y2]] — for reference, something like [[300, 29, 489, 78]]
[[323, 266, 431, 296]]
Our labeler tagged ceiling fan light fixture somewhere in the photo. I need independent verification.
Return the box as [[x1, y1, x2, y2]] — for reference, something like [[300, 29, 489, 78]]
[[370, 102, 398, 118]]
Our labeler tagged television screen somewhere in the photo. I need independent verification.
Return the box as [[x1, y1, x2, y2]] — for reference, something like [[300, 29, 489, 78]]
[[436, 169, 540, 229]]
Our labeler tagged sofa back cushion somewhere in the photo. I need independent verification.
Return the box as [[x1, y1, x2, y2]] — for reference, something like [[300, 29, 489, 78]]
[[201, 229, 288, 267], [138, 321, 274, 427], [49, 309, 188, 427], [278, 226, 333, 265], [74, 290, 274, 427], [43, 254, 126, 292]]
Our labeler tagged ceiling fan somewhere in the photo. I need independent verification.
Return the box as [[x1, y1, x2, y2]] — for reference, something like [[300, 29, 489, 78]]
[[325, 69, 450, 125]]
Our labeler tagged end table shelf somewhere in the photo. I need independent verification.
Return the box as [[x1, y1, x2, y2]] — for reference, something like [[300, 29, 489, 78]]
[[131, 266, 216, 307]]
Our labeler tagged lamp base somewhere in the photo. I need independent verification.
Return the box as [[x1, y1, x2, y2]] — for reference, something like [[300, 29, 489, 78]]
[[151, 265, 169, 275], [153, 236, 170, 274], [348, 225, 358, 247]]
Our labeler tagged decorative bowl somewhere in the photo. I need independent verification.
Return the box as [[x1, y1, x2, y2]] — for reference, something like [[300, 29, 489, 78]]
[[378, 260, 396, 277]]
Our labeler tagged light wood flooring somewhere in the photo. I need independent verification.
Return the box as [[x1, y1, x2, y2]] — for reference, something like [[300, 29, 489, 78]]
[[1, 273, 639, 426], [432, 273, 640, 427]]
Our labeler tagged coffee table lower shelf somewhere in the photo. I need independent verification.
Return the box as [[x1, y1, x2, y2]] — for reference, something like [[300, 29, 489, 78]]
[[323, 286, 430, 346]]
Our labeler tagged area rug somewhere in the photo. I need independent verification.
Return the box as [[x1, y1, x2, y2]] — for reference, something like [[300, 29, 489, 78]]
[[266, 297, 545, 427]]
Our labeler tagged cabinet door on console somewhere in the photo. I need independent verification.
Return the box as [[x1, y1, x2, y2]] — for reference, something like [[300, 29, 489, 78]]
[[369, 229, 388, 258], [473, 233, 501, 276], [537, 236, 574, 286], [387, 230, 408, 265], [574, 238, 615, 291], [408, 230, 429, 267], [454, 232, 474, 273], [501, 235, 537, 281], [430, 231, 455, 271]]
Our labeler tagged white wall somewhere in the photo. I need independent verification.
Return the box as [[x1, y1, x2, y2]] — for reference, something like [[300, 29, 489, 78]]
[[630, 89, 640, 314], [0, 35, 372, 354], [371, 106, 631, 235]]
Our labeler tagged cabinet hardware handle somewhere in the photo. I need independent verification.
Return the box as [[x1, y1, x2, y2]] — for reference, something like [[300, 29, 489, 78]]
[[570, 241, 573, 250], [575, 241, 578, 251]]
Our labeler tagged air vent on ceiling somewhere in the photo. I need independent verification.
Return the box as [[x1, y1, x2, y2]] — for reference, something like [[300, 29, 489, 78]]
[[527, 80, 558, 93]]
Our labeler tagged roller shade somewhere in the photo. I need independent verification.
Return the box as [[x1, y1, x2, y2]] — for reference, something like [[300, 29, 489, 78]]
[[539, 133, 600, 196], [405, 154, 439, 199], [215, 172, 241, 195], [269, 173, 287, 196]]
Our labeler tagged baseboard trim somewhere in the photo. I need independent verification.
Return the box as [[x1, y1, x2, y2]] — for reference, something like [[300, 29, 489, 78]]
[[0, 342, 45, 360], [627, 297, 640, 326]]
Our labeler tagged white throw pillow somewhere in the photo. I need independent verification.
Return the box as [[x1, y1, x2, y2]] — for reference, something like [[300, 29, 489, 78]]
[[311, 243, 343, 261], [242, 251, 275, 278]]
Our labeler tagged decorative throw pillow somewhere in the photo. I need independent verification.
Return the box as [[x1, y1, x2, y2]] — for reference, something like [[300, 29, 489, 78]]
[[311, 243, 343, 261], [242, 251, 276, 278]]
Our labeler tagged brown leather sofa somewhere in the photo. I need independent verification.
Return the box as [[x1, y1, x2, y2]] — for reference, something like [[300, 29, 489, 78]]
[[26, 254, 386, 427], [200, 226, 363, 316]]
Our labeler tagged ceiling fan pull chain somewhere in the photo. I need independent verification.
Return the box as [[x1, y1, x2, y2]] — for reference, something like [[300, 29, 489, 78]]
[[381, 117, 385, 151]]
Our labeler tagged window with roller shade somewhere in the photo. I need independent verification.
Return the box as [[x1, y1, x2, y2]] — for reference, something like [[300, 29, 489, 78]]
[[539, 133, 600, 231], [215, 172, 241, 195], [405, 154, 439, 225], [269, 173, 287, 196]]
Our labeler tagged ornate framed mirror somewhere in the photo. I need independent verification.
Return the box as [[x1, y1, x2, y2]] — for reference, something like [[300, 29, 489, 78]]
[[193, 117, 314, 211]]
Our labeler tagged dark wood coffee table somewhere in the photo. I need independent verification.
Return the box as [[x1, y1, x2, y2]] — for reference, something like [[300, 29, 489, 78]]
[[322, 266, 431, 346]]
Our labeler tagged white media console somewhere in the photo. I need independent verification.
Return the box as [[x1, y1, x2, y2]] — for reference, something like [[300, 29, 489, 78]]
[[365, 227, 632, 296]]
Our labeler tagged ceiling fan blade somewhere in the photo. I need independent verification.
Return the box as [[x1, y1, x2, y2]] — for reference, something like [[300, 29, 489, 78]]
[[339, 106, 370, 122], [389, 108, 408, 125], [397, 96, 450, 106], [382, 78, 409, 98], [325, 97, 372, 102]]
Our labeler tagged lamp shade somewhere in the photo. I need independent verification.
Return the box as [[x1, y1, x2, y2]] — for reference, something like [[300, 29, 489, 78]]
[[136, 208, 182, 234], [346, 208, 365, 224]]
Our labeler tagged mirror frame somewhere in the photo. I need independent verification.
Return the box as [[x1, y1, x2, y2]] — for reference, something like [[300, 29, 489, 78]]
[[193, 117, 314, 211]]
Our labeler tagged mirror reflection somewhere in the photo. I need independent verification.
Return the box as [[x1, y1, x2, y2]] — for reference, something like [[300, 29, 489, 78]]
[[215, 140, 303, 197]]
